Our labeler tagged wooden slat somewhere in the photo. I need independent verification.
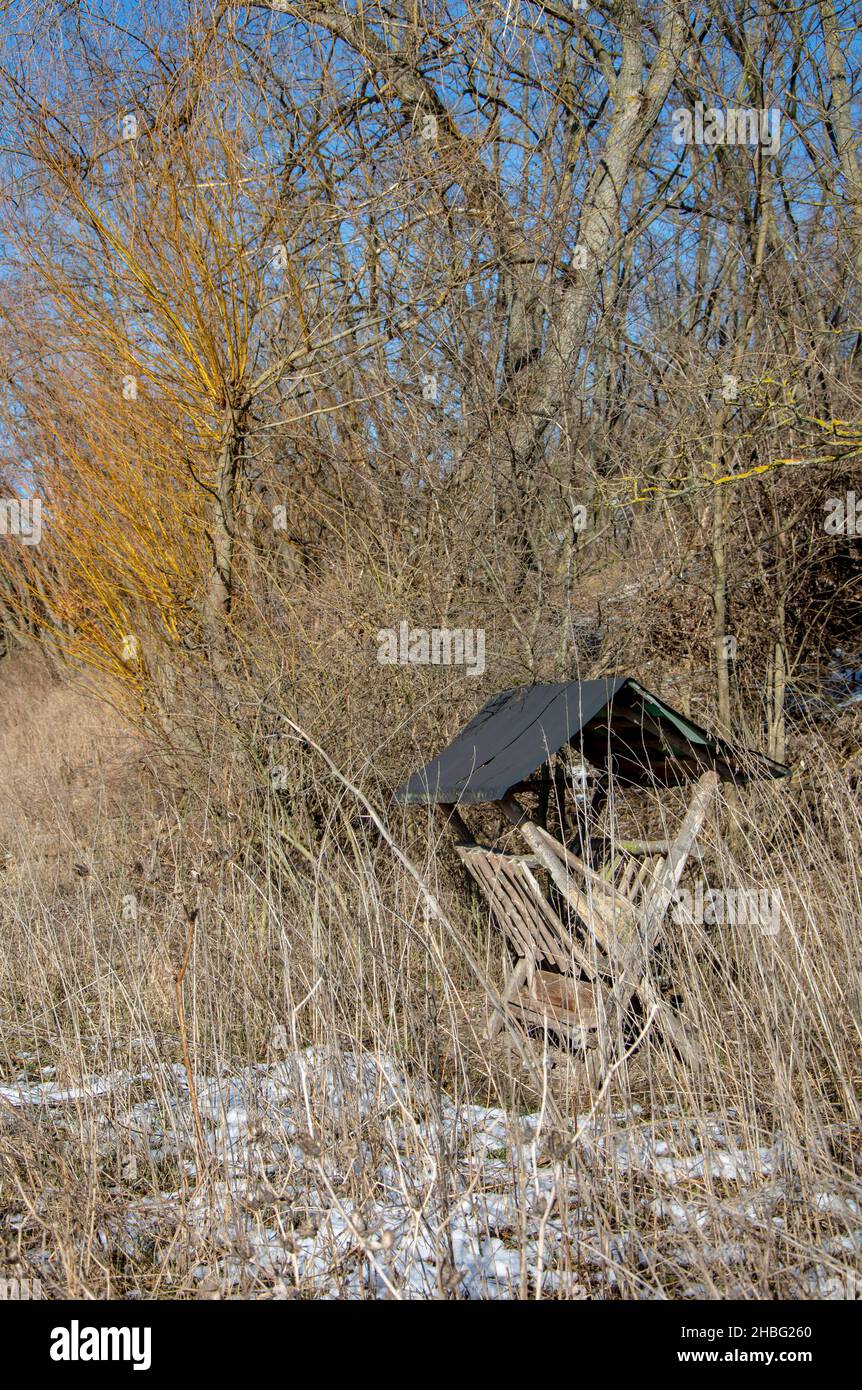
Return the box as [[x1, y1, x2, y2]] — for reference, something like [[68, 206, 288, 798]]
[[618, 856, 640, 899], [457, 846, 540, 869], [509, 970, 600, 1045], [518, 863, 598, 978], [460, 847, 561, 966], [600, 771, 718, 1069], [462, 852, 537, 961], [456, 844, 598, 981], [497, 799, 629, 954], [534, 824, 636, 916], [483, 856, 553, 957], [632, 855, 657, 905], [498, 860, 566, 969], [486, 854, 574, 972], [638, 854, 666, 912]]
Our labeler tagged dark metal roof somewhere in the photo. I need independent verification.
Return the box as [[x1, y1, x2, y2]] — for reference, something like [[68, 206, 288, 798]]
[[395, 677, 790, 805]]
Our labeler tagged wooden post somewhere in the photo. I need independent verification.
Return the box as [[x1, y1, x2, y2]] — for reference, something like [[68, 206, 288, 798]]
[[436, 801, 473, 845], [600, 770, 719, 1070], [497, 795, 626, 951]]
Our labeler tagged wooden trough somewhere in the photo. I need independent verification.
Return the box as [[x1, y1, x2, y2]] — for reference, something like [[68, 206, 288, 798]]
[[396, 677, 789, 1074]]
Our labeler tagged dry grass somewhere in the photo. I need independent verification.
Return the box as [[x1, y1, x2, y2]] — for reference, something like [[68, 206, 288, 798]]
[[0, 657, 860, 1300]]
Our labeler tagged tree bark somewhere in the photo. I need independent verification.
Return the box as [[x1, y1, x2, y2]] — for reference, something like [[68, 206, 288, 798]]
[[205, 402, 247, 634], [820, 0, 862, 289]]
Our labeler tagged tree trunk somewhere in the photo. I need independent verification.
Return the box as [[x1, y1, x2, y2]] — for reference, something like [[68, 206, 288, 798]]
[[712, 484, 732, 739], [820, 0, 862, 289], [205, 403, 247, 638]]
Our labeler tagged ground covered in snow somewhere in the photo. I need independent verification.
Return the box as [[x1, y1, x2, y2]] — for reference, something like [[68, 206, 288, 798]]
[[2, 1051, 860, 1299]]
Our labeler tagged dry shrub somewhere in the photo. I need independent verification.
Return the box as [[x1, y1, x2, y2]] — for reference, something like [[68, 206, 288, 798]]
[[0, 649, 860, 1299]]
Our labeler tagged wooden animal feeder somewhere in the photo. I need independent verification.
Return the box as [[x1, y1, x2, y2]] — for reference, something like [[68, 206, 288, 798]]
[[395, 677, 789, 1070]]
